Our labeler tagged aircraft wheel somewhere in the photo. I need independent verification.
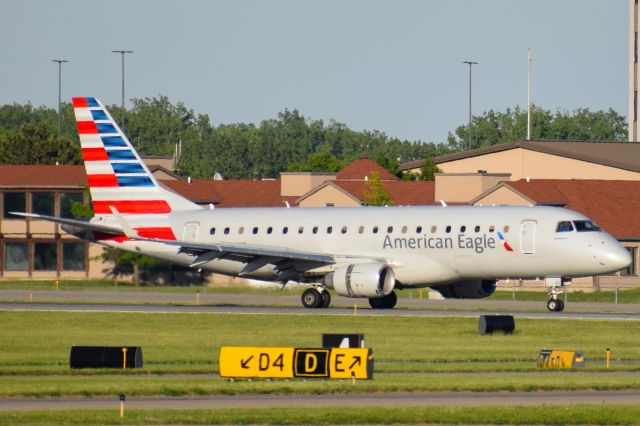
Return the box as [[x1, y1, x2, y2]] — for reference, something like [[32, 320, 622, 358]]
[[369, 291, 397, 309], [302, 288, 323, 308], [321, 291, 332, 308], [556, 300, 565, 312], [383, 291, 398, 309], [547, 299, 559, 312]]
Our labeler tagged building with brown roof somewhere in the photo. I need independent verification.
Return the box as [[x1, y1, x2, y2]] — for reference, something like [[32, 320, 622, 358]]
[[402, 140, 640, 181]]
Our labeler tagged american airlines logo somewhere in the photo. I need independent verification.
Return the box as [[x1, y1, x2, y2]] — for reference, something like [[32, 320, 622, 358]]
[[382, 233, 512, 254]]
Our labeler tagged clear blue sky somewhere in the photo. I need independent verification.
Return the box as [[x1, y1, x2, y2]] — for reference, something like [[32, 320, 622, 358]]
[[1, 0, 627, 143]]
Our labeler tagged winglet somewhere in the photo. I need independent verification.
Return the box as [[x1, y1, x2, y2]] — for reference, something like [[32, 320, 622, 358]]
[[109, 206, 140, 239]]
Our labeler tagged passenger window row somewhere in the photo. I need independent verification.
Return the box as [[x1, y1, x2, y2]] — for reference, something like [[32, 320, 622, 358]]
[[209, 224, 510, 236]]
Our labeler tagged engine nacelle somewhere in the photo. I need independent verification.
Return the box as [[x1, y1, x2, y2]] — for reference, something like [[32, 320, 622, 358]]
[[431, 279, 497, 299], [324, 262, 395, 298]]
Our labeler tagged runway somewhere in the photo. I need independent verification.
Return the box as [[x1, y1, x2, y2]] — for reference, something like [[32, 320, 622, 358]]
[[0, 291, 640, 321], [2, 390, 640, 411]]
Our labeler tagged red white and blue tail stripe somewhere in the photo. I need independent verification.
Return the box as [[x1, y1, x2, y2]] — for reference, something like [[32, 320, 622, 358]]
[[73, 97, 200, 241]]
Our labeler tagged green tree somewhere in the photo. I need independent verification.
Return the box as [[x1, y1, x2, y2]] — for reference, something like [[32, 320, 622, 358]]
[[287, 151, 345, 172], [0, 122, 80, 165], [363, 171, 394, 206], [419, 157, 441, 181], [448, 106, 627, 151]]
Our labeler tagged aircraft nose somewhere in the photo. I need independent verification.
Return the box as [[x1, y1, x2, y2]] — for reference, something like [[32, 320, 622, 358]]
[[602, 244, 632, 271]]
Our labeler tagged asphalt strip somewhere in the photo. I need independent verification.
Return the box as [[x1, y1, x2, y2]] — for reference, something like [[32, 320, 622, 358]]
[[2, 390, 640, 411]]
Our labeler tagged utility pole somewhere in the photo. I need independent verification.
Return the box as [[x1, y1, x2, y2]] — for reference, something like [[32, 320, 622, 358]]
[[51, 59, 68, 140], [527, 48, 532, 140], [112, 50, 134, 131], [462, 61, 478, 150]]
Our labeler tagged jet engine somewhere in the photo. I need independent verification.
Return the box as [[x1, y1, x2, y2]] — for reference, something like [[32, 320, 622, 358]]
[[323, 262, 395, 298], [431, 279, 497, 299]]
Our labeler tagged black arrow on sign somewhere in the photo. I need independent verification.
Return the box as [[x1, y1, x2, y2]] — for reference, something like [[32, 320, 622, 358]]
[[349, 356, 361, 370], [241, 355, 254, 369]]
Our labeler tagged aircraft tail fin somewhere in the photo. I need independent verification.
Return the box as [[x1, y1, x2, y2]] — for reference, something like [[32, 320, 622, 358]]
[[72, 97, 200, 219]]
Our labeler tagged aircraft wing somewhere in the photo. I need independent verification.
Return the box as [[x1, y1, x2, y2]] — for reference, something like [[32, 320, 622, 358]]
[[135, 237, 337, 279]]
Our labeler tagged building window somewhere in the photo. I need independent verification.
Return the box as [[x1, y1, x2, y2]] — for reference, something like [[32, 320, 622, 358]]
[[34, 242, 57, 271], [31, 192, 55, 216], [3, 192, 26, 219], [63, 242, 86, 271], [4, 242, 28, 271], [60, 192, 83, 219]]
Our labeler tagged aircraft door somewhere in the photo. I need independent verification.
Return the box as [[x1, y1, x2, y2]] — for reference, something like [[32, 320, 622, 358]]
[[520, 220, 536, 254], [183, 222, 200, 242]]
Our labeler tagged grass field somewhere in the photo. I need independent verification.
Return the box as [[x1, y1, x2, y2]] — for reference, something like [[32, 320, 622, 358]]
[[3, 405, 640, 425], [3, 308, 640, 424], [1, 311, 639, 380]]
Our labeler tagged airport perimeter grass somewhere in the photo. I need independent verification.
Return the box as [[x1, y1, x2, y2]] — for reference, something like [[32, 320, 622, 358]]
[[4, 405, 640, 425], [1, 310, 640, 397]]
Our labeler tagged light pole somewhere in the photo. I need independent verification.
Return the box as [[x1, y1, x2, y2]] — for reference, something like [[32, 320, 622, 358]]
[[52, 59, 68, 140], [112, 50, 134, 131], [462, 61, 478, 150]]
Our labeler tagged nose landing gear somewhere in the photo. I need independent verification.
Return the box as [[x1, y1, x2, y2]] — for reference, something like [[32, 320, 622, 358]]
[[546, 286, 565, 312]]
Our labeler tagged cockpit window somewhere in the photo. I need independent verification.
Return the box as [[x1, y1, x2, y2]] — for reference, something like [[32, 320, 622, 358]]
[[556, 221, 574, 232], [573, 220, 601, 232]]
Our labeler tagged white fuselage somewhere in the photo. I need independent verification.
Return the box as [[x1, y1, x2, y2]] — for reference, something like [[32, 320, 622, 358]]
[[100, 205, 631, 287]]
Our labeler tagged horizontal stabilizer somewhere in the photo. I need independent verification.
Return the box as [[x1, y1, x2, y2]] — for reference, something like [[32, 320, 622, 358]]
[[10, 212, 124, 235]]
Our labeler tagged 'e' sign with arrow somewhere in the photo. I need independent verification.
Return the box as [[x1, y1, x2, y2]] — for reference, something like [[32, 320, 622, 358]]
[[219, 347, 373, 379]]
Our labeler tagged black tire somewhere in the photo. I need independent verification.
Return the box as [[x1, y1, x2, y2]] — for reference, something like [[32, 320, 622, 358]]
[[368, 297, 383, 309], [369, 291, 397, 309], [556, 299, 565, 312], [321, 291, 332, 308], [547, 299, 558, 312], [302, 288, 323, 308]]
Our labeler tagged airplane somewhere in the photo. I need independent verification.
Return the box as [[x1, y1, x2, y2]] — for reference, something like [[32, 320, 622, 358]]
[[14, 97, 632, 312]]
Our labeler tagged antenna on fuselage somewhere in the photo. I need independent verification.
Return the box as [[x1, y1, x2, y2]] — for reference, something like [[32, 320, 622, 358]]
[[439, 200, 448, 207]]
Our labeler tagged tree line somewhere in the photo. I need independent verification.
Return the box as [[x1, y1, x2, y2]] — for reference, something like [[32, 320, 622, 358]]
[[0, 96, 628, 179]]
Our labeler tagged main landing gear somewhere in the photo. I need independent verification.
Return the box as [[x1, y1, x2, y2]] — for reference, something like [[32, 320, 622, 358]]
[[301, 287, 331, 309], [547, 286, 565, 312], [300, 288, 399, 309]]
